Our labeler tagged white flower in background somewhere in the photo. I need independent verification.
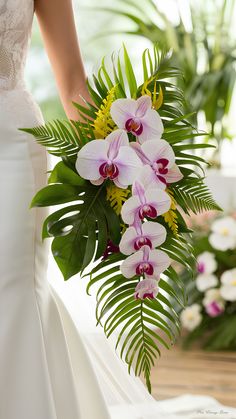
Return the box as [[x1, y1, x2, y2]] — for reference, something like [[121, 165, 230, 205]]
[[203, 288, 225, 318], [180, 304, 202, 331], [196, 252, 217, 275], [209, 216, 236, 251], [220, 269, 236, 301], [196, 274, 218, 292]]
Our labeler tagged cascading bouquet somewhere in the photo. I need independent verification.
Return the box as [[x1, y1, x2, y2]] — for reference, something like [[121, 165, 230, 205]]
[[180, 213, 236, 350], [23, 45, 220, 391]]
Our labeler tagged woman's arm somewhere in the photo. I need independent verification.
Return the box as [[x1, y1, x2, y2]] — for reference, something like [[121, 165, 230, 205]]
[[35, 0, 91, 120]]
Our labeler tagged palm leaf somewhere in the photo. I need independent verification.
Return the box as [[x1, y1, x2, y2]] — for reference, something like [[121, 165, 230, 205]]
[[21, 120, 81, 159], [87, 253, 183, 391], [173, 180, 222, 215]]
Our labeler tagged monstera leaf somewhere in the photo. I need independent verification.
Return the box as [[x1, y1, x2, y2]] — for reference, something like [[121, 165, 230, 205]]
[[31, 161, 120, 279]]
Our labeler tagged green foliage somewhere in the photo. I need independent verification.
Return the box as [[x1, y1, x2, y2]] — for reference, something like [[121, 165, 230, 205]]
[[96, 0, 236, 152], [21, 117, 96, 161], [25, 45, 221, 391], [32, 161, 121, 280], [87, 254, 180, 392]]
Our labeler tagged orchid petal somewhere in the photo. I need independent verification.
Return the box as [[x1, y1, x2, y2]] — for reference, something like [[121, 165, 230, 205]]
[[113, 178, 128, 189], [138, 165, 166, 190], [148, 249, 171, 276], [197, 252, 217, 275], [220, 285, 236, 301], [114, 146, 143, 187], [91, 177, 105, 186], [165, 164, 183, 184], [134, 278, 159, 300], [130, 142, 150, 165], [220, 269, 236, 285], [132, 180, 146, 200], [141, 139, 175, 166], [119, 226, 137, 255], [121, 195, 140, 225], [76, 140, 109, 180], [145, 188, 171, 216], [121, 249, 143, 278], [196, 274, 218, 292], [107, 129, 129, 160], [209, 233, 236, 251], [142, 222, 167, 248], [135, 95, 152, 118], [110, 98, 137, 129], [138, 109, 164, 144], [211, 216, 236, 234]]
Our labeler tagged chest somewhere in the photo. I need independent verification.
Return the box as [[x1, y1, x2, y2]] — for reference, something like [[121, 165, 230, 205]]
[[0, 0, 34, 33]]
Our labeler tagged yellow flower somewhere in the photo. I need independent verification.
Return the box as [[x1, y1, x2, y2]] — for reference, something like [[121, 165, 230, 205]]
[[106, 183, 130, 215], [162, 189, 178, 236], [141, 77, 163, 110], [93, 86, 117, 138]]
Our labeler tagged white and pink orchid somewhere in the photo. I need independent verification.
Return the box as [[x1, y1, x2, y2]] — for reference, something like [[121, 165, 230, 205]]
[[119, 221, 167, 255], [195, 273, 218, 292], [209, 216, 236, 251], [131, 140, 183, 189], [203, 288, 225, 318], [121, 245, 170, 279], [121, 181, 171, 225], [134, 279, 159, 300], [110, 95, 163, 144], [220, 268, 236, 301], [180, 304, 202, 331], [196, 252, 217, 275], [205, 301, 224, 317], [75, 129, 142, 188]]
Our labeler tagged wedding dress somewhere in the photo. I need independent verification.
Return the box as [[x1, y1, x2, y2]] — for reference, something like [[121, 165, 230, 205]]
[[1, 1, 236, 419]]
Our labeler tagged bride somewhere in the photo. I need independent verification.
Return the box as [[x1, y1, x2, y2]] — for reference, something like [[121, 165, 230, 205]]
[[1, 0, 236, 418], [0, 0, 164, 417]]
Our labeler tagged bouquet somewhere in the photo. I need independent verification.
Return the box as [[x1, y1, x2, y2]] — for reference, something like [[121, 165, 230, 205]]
[[180, 213, 236, 350], [23, 45, 220, 391]]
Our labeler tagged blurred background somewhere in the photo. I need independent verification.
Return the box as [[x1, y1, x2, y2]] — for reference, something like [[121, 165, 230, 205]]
[[26, 0, 236, 406], [27, 0, 236, 206]]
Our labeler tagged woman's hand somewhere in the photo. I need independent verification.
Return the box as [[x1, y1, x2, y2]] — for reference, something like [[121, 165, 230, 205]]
[[35, 0, 91, 120]]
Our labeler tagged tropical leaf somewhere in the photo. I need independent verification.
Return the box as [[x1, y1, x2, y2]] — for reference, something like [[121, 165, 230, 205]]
[[31, 162, 121, 280], [173, 180, 222, 215], [87, 253, 182, 391], [97, 0, 236, 144], [21, 118, 96, 160]]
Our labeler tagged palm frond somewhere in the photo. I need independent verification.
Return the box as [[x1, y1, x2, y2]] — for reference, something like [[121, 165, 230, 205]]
[[87, 254, 183, 391], [173, 180, 222, 215], [21, 120, 82, 159]]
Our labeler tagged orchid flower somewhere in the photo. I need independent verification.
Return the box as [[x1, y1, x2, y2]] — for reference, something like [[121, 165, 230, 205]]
[[195, 273, 218, 292], [220, 269, 236, 301], [196, 252, 217, 275], [205, 302, 224, 317], [119, 221, 167, 255], [110, 95, 163, 144], [131, 140, 183, 189], [121, 245, 170, 279], [203, 289, 225, 318], [209, 216, 236, 251], [134, 279, 159, 300], [180, 304, 202, 331], [75, 129, 142, 188], [121, 181, 171, 225]]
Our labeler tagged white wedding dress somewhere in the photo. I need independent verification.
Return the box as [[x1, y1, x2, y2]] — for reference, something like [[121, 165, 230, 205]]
[[1, 1, 236, 419]]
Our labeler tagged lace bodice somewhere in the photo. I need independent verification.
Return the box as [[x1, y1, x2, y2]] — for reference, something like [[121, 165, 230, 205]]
[[0, 0, 34, 90]]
